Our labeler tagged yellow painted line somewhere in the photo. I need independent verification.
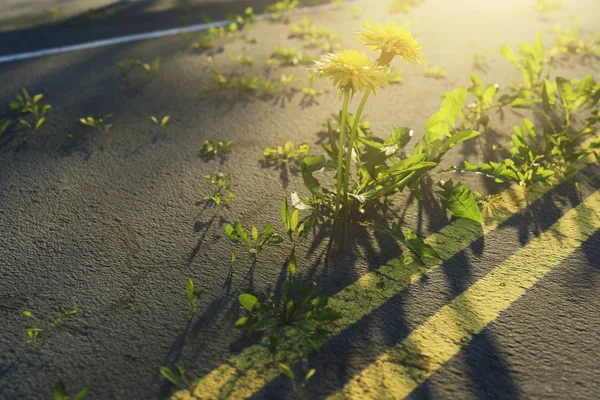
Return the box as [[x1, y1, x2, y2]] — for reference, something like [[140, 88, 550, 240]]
[[170, 183, 554, 400], [327, 188, 600, 400]]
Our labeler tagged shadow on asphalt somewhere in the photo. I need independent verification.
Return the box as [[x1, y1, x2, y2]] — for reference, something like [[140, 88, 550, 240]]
[[252, 163, 600, 399]]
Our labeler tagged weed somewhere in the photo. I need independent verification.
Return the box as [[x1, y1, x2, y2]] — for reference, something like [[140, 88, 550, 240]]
[[209, 69, 294, 95], [116, 57, 160, 76], [8, 89, 51, 134], [200, 139, 232, 158], [227, 7, 255, 26], [203, 173, 235, 207], [550, 25, 600, 60], [235, 279, 341, 353], [226, 47, 254, 66], [186, 279, 203, 313], [53, 380, 88, 400], [23, 309, 78, 344], [80, 115, 112, 134], [263, 141, 310, 169], [280, 197, 309, 277], [424, 66, 447, 79], [267, 45, 315, 67], [300, 87, 324, 105], [266, 0, 299, 20], [388, 68, 403, 84], [160, 364, 197, 394], [289, 18, 342, 52], [48, 7, 63, 21], [0, 118, 11, 135], [151, 115, 170, 128], [279, 364, 316, 392], [225, 221, 283, 264]]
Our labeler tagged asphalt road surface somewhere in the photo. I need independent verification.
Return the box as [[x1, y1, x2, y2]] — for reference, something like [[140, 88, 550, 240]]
[[1, 0, 599, 399]]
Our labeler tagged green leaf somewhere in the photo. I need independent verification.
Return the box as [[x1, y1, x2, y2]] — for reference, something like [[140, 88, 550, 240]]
[[499, 45, 520, 68], [404, 228, 441, 265], [71, 388, 89, 400], [438, 180, 482, 223], [424, 87, 467, 139], [160, 366, 183, 386], [23, 310, 34, 318], [305, 368, 316, 381], [287, 249, 297, 277], [281, 198, 290, 232], [239, 294, 258, 311], [53, 381, 67, 400], [290, 210, 299, 232], [445, 130, 480, 150], [279, 363, 295, 381], [296, 320, 316, 332], [252, 226, 259, 242], [300, 155, 326, 194]]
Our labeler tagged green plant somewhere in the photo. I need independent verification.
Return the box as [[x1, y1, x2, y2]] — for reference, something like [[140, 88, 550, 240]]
[[550, 25, 600, 59], [160, 364, 197, 394], [151, 115, 170, 127], [226, 47, 254, 66], [235, 279, 341, 353], [116, 56, 160, 74], [48, 7, 63, 21], [0, 118, 12, 135], [362, 221, 440, 265], [225, 221, 283, 264], [267, 45, 315, 67], [289, 18, 342, 52], [388, 68, 403, 84], [227, 7, 255, 26], [300, 87, 324, 104], [536, 0, 565, 14], [23, 309, 78, 344], [279, 364, 316, 392], [200, 139, 232, 157], [203, 173, 235, 207], [8, 89, 51, 134], [280, 197, 309, 277], [263, 141, 310, 169], [186, 279, 203, 313], [266, 0, 299, 20], [53, 381, 88, 400], [80, 115, 112, 133], [424, 66, 447, 79]]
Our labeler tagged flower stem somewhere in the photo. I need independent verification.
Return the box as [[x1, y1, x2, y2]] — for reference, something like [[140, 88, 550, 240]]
[[340, 88, 371, 251], [326, 91, 351, 260]]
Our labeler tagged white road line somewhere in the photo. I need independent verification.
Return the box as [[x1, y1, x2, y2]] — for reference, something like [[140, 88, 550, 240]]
[[0, 0, 370, 65]]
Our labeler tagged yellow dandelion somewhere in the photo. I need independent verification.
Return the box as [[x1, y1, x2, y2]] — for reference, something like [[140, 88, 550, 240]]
[[311, 50, 389, 94], [355, 21, 426, 66]]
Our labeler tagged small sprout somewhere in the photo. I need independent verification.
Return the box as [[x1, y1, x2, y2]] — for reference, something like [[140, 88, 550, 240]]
[[0, 118, 11, 135], [200, 139, 232, 158], [8, 88, 51, 134], [160, 364, 197, 394], [116, 57, 160, 75], [388, 68, 403, 84], [424, 66, 447, 79], [267, 45, 315, 67], [23, 308, 78, 344], [186, 279, 203, 313], [204, 173, 235, 207], [288, 18, 342, 50], [263, 141, 310, 169], [266, 0, 298, 20], [48, 7, 63, 21], [224, 221, 283, 263], [79, 115, 113, 134], [151, 115, 171, 127], [52, 380, 89, 400]]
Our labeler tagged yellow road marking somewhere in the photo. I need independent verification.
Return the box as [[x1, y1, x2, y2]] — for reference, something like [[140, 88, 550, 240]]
[[327, 188, 600, 400], [171, 181, 559, 400]]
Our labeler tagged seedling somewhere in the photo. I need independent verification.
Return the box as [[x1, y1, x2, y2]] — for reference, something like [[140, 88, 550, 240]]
[[160, 364, 197, 394], [209, 69, 288, 95], [23, 308, 78, 344], [550, 25, 600, 60], [300, 87, 323, 105], [186, 279, 203, 313], [48, 7, 63, 21], [224, 221, 283, 264], [151, 115, 170, 128], [280, 197, 308, 277], [279, 364, 316, 392], [288, 18, 342, 52], [53, 381, 88, 400], [226, 47, 254, 66], [0, 118, 12, 135], [267, 45, 315, 67], [266, 0, 299, 20], [424, 66, 447, 79], [263, 141, 310, 169], [79, 115, 112, 134], [388, 68, 403, 84], [116, 56, 160, 75], [8, 89, 51, 134], [200, 139, 232, 158], [226, 7, 255, 26], [235, 279, 342, 353], [203, 173, 235, 207]]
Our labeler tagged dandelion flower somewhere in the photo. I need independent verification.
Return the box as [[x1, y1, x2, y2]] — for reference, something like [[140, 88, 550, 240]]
[[311, 50, 389, 94], [355, 21, 426, 66]]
